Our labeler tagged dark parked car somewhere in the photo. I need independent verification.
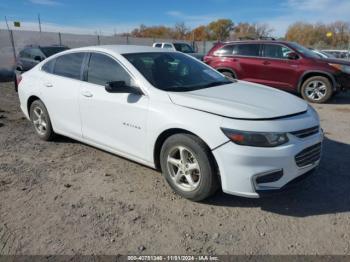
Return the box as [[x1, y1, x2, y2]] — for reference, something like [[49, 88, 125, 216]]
[[204, 40, 350, 103], [14, 45, 69, 91], [16, 45, 69, 72]]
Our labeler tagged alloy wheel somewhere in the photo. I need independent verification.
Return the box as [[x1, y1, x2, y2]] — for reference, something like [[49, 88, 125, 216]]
[[32, 106, 48, 135], [304, 80, 327, 101], [166, 146, 201, 192]]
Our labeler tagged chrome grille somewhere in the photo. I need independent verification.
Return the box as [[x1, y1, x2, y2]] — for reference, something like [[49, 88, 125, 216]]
[[290, 126, 319, 138], [295, 143, 322, 168]]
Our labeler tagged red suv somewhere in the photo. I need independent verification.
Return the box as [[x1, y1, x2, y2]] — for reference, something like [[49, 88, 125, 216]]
[[204, 40, 350, 103]]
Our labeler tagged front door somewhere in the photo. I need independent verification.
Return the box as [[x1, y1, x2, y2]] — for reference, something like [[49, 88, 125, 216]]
[[79, 52, 149, 160], [260, 44, 300, 91]]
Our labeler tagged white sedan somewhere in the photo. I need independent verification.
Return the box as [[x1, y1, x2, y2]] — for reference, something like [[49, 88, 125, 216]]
[[18, 45, 323, 201]]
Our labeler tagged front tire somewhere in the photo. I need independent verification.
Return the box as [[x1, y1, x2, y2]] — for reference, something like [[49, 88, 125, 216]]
[[29, 100, 55, 141], [220, 70, 235, 80], [301, 76, 333, 103], [160, 134, 219, 201]]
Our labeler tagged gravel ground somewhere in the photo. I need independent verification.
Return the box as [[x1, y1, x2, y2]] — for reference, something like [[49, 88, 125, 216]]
[[0, 81, 350, 255]]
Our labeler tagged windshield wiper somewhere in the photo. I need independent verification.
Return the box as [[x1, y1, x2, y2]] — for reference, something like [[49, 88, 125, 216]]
[[163, 80, 233, 92], [202, 81, 232, 88]]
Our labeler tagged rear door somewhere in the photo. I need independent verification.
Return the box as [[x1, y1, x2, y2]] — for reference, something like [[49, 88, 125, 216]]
[[41, 52, 86, 138], [260, 43, 300, 91], [234, 43, 266, 84]]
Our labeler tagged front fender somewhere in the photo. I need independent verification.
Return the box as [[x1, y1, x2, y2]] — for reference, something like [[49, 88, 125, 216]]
[[146, 102, 228, 164]]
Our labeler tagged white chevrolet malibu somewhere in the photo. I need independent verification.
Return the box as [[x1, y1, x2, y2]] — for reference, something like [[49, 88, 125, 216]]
[[18, 45, 323, 201]]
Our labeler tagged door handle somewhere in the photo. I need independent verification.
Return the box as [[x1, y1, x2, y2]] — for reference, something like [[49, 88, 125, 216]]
[[262, 61, 271, 65], [44, 82, 53, 87], [81, 91, 93, 98]]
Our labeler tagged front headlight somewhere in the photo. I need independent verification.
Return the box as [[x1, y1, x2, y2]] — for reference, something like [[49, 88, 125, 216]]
[[221, 128, 289, 147], [329, 63, 350, 74]]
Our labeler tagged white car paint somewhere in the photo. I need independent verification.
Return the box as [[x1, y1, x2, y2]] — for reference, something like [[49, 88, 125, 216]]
[[18, 45, 323, 198], [168, 81, 307, 119], [152, 42, 179, 51]]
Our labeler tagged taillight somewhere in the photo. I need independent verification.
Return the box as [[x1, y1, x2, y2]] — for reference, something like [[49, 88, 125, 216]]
[[16, 74, 22, 85]]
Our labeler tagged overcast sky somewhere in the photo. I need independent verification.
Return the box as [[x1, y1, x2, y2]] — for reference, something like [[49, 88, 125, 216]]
[[0, 0, 349, 36]]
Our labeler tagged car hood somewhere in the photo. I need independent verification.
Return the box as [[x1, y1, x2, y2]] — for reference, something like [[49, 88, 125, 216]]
[[168, 81, 308, 119]]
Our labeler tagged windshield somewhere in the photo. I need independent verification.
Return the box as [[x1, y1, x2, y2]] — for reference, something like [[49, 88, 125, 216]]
[[288, 42, 321, 59], [321, 51, 336, 58], [173, 43, 194, 53], [123, 52, 232, 92], [40, 46, 69, 57]]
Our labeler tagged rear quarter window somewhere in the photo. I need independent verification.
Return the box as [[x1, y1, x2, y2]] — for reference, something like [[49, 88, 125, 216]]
[[42, 59, 55, 73]]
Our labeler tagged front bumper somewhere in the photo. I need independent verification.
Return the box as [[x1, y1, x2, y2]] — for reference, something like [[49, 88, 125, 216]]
[[212, 129, 323, 198]]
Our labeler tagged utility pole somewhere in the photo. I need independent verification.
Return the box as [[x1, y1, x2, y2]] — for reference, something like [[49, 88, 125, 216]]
[[38, 13, 42, 32], [4, 16, 17, 66], [348, 32, 350, 60], [5, 16, 10, 31]]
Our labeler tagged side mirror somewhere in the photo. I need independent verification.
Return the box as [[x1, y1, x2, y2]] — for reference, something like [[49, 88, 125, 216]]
[[16, 66, 23, 72], [34, 56, 43, 62], [287, 52, 299, 60], [105, 81, 142, 95]]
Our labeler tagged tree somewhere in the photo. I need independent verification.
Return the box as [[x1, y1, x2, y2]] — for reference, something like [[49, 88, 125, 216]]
[[174, 22, 190, 39], [207, 19, 234, 41], [233, 22, 257, 40], [253, 23, 274, 38], [130, 24, 174, 38], [191, 25, 209, 41], [285, 21, 350, 49]]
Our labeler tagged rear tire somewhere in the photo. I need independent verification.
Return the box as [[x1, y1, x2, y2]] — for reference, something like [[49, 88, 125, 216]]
[[301, 76, 333, 103], [29, 100, 55, 141], [160, 134, 219, 201]]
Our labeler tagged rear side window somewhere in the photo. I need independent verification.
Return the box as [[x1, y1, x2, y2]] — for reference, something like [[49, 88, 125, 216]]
[[163, 44, 173, 49], [87, 53, 132, 86], [154, 43, 162, 48], [173, 43, 193, 53], [214, 44, 236, 56], [236, 44, 260, 57], [53, 53, 85, 80], [42, 59, 55, 73]]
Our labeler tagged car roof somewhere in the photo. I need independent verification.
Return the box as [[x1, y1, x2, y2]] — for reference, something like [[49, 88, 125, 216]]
[[221, 40, 291, 45], [154, 42, 172, 45], [69, 45, 172, 54], [154, 42, 188, 45], [23, 45, 68, 49]]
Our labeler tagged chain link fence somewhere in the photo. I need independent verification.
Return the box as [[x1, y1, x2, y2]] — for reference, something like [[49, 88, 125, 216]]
[[0, 29, 215, 80]]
